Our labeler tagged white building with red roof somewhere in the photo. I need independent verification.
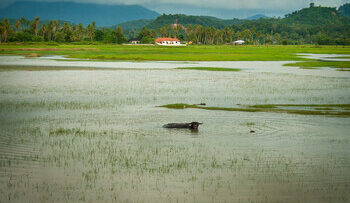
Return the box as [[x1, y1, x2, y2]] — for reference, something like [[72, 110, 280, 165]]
[[155, 37, 181, 46]]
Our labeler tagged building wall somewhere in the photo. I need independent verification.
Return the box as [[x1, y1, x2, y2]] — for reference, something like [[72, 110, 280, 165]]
[[156, 41, 181, 45]]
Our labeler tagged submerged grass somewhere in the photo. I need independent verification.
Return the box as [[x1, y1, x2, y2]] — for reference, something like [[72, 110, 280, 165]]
[[1, 44, 350, 61], [159, 103, 350, 117], [176, 67, 241, 71], [284, 61, 350, 69]]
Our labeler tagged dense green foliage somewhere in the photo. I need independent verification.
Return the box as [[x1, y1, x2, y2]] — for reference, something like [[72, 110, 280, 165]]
[[0, 4, 349, 45], [139, 4, 349, 45], [0, 17, 127, 44], [146, 14, 244, 29], [117, 19, 153, 31], [283, 6, 342, 25]]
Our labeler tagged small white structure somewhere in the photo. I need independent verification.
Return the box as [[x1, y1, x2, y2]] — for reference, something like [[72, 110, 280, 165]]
[[130, 38, 141, 44], [131, 40, 140, 44], [233, 40, 245, 45], [155, 37, 181, 46]]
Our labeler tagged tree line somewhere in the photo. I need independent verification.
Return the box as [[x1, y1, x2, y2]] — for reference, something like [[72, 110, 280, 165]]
[[0, 17, 127, 44], [0, 13, 349, 45]]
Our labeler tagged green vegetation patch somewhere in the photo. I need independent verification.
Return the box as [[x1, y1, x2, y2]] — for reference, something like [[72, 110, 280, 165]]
[[284, 61, 350, 70], [248, 104, 350, 108], [159, 103, 350, 117], [176, 67, 241, 71]]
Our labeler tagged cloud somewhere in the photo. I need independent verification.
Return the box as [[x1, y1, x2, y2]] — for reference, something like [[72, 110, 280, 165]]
[[1, 0, 349, 14], [143, 0, 347, 10]]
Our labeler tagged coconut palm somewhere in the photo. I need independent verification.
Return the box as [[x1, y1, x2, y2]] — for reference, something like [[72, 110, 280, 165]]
[[14, 20, 20, 32], [76, 23, 84, 41], [47, 21, 54, 41], [2, 19, 12, 42], [87, 22, 96, 41], [20, 16, 26, 30], [0, 22, 3, 43], [33, 17, 40, 36], [52, 20, 60, 41], [159, 26, 168, 37], [40, 24, 47, 40]]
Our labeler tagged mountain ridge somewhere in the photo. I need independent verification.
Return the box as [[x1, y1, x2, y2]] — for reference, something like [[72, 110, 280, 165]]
[[0, 1, 160, 26]]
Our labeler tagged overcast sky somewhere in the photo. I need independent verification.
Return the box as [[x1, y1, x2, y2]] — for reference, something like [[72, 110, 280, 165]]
[[1, 0, 350, 18]]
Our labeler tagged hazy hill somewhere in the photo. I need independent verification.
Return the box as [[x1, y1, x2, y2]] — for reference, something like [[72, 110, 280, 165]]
[[0, 1, 160, 26], [117, 19, 153, 30], [282, 4, 344, 25], [145, 14, 245, 29], [0, 18, 69, 28], [247, 14, 268, 20], [115, 4, 349, 31]]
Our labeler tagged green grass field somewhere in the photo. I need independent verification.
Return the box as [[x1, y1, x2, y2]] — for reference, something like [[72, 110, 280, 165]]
[[1, 43, 350, 61]]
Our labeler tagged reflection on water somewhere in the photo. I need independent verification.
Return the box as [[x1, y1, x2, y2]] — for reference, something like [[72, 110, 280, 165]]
[[297, 53, 350, 61], [0, 59, 350, 202]]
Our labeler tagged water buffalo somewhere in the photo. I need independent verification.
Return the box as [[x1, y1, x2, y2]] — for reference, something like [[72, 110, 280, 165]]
[[163, 122, 203, 130]]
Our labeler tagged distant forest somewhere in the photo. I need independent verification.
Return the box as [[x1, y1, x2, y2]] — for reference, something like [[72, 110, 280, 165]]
[[0, 3, 349, 45]]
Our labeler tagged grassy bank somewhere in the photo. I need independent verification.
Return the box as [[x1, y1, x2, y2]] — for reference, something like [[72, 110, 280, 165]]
[[284, 61, 350, 70], [1, 43, 350, 61]]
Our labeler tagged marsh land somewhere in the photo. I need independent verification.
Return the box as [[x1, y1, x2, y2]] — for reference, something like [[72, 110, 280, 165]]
[[0, 44, 350, 202]]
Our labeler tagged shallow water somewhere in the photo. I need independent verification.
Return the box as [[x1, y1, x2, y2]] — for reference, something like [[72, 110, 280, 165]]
[[1, 55, 350, 78], [0, 56, 350, 202], [298, 53, 350, 61]]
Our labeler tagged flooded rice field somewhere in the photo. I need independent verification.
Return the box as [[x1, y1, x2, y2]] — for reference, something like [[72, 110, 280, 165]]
[[0, 55, 350, 202]]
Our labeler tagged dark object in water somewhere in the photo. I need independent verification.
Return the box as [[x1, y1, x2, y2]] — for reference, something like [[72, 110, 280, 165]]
[[250, 130, 255, 133], [195, 103, 206, 106], [163, 122, 203, 130]]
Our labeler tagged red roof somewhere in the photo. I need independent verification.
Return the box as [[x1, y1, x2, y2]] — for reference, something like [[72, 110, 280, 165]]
[[155, 37, 180, 42]]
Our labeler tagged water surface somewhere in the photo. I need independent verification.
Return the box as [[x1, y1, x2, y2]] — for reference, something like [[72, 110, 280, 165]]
[[0, 56, 349, 202]]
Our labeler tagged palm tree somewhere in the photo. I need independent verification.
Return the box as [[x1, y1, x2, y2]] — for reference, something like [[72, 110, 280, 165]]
[[62, 22, 72, 42], [76, 23, 84, 41], [14, 20, 20, 32], [274, 33, 281, 44], [52, 20, 60, 41], [33, 17, 40, 36], [40, 24, 47, 40], [87, 22, 95, 41], [223, 27, 234, 44], [47, 21, 54, 41], [20, 16, 26, 30], [115, 26, 126, 44], [2, 19, 12, 42], [159, 25, 168, 37], [0, 22, 3, 43], [172, 24, 182, 38]]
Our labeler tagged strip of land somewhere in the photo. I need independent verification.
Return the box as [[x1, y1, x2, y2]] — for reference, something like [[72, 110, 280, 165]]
[[159, 103, 350, 117], [284, 61, 350, 70], [1, 44, 350, 61]]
